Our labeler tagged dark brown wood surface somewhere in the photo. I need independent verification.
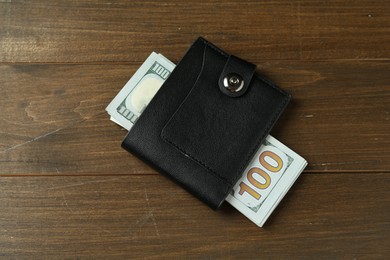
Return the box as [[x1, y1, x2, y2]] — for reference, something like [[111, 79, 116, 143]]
[[0, 0, 389, 258]]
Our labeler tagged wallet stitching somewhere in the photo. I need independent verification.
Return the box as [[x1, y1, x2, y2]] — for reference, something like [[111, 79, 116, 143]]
[[162, 138, 231, 184], [161, 38, 289, 190], [160, 43, 232, 186], [199, 38, 229, 58]]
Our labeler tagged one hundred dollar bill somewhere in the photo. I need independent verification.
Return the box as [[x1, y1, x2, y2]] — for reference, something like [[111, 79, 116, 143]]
[[226, 135, 307, 227], [106, 52, 175, 130], [107, 53, 307, 227]]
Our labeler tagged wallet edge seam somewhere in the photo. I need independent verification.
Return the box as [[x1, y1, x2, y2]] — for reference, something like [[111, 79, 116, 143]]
[[161, 37, 291, 191]]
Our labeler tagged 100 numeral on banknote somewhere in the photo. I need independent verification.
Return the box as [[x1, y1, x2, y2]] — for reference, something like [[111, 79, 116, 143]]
[[226, 135, 307, 227], [233, 142, 291, 210]]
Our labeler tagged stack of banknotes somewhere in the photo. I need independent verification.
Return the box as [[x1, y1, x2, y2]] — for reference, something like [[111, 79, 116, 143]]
[[106, 53, 307, 227]]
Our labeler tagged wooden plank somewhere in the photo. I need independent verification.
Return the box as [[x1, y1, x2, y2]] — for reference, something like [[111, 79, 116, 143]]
[[0, 61, 389, 175], [0, 174, 388, 258], [1, 0, 389, 62], [1, 0, 388, 258]]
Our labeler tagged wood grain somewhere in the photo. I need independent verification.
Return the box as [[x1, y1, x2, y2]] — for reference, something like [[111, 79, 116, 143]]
[[0, 0, 389, 258], [0, 61, 388, 174], [0, 174, 388, 258], [1, 0, 389, 63]]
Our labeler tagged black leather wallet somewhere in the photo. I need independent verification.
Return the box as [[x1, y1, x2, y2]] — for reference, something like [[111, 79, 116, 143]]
[[122, 37, 291, 210]]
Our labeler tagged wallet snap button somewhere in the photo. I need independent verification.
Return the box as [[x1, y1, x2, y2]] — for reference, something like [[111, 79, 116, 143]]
[[223, 73, 244, 93]]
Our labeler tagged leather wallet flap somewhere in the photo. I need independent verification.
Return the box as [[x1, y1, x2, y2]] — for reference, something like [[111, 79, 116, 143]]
[[218, 55, 256, 97], [122, 37, 291, 209], [161, 40, 290, 189]]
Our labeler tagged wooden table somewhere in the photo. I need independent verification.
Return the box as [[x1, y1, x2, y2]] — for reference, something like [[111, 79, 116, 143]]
[[1, 1, 389, 258]]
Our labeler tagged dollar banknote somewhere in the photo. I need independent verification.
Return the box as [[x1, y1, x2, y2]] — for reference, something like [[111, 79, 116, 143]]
[[106, 52, 175, 130], [107, 53, 307, 227], [226, 135, 307, 227]]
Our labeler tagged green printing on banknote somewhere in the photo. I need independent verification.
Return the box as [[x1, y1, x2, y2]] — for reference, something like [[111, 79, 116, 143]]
[[116, 61, 172, 124]]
